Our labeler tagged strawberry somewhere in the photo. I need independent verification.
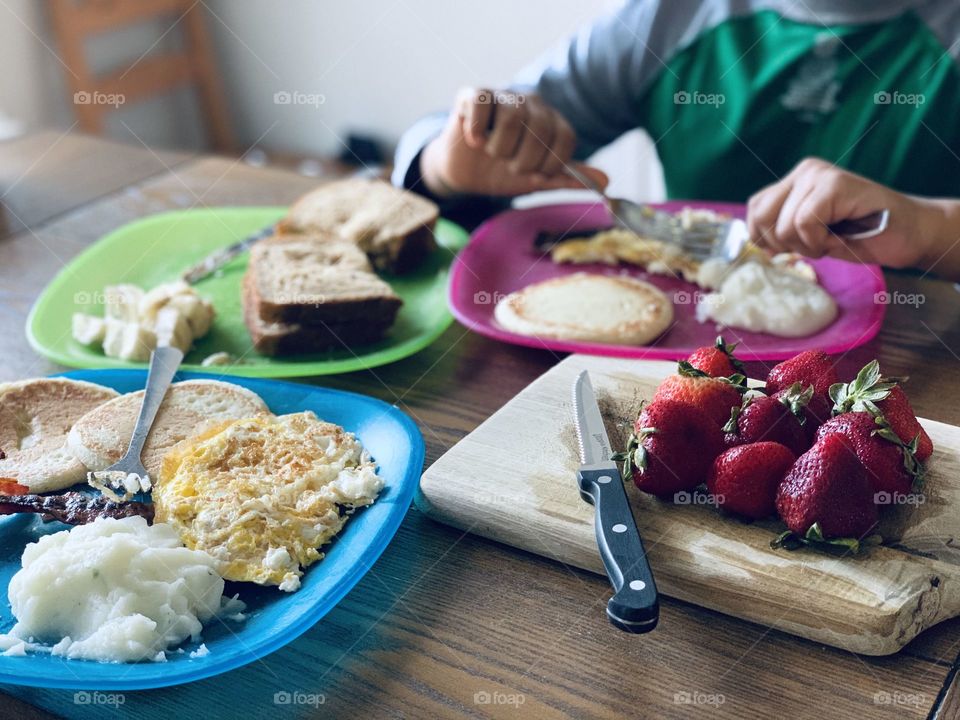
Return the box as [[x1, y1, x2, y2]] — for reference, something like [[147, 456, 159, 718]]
[[707, 442, 796, 519], [815, 412, 922, 498], [653, 362, 744, 426], [686, 336, 744, 378], [773, 382, 832, 444], [829, 360, 932, 461], [775, 434, 878, 541], [765, 350, 839, 397], [617, 400, 724, 499], [723, 393, 809, 455]]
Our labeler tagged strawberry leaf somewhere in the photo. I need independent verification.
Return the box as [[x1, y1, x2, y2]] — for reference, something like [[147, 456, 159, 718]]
[[777, 382, 814, 425], [715, 336, 746, 376], [722, 373, 749, 391], [677, 360, 710, 378], [831, 360, 896, 415], [722, 404, 741, 434], [770, 523, 882, 555]]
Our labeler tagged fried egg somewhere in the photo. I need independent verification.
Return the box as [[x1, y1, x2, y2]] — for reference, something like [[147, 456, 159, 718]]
[[154, 411, 384, 592]]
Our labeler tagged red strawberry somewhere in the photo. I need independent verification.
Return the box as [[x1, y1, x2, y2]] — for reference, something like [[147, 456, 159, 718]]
[[618, 400, 724, 499], [773, 382, 832, 444], [723, 393, 809, 456], [775, 434, 878, 540], [686, 336, 744, 378], [765, 350, 839, 397], [653, 362, 743, 426], [879, 386, 933, 461], [829, 361, 933, 462], [815, 412, 922, 498], [707, 442, 796, 519]]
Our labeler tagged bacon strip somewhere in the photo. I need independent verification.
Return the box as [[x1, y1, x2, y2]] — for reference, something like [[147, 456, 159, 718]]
[[0, 492, 154, 525]]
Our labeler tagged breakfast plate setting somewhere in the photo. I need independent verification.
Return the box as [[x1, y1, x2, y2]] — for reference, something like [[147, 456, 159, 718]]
[[449, 201, 887, 360], [0, 370, 423, 689], [28, 181, 469, 378]]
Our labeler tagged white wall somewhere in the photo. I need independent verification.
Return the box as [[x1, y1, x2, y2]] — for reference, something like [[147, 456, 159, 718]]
[[0, 0, 665, 200], [204, 0, 664, 200]]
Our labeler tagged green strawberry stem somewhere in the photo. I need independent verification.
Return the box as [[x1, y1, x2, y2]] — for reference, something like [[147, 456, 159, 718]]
[[714, 335, 746, 376], [829, 359, 896, 416], [777, 382, 815, 425], [770, 523, 882, 555], [677, 360, 748, 391]]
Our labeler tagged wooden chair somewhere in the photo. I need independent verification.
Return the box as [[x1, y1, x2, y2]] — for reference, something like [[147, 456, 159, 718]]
[[47, 0, 234, 152]]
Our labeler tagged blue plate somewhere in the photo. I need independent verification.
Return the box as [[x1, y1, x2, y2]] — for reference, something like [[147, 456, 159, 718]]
[[0, 370, 423, 690]]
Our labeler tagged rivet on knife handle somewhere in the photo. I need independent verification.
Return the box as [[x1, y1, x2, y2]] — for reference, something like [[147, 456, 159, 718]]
[[578, 462, 659, 633]]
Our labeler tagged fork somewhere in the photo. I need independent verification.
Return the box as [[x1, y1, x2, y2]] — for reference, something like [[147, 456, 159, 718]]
[[89, 345, 183, 495], [565, 165, 890, 262]]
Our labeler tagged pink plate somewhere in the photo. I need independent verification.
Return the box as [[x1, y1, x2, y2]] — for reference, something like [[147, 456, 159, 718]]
[[448, 201, 887, 361]]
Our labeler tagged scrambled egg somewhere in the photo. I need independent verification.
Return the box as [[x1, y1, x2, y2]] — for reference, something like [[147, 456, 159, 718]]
[[154, 411, 384, 592]]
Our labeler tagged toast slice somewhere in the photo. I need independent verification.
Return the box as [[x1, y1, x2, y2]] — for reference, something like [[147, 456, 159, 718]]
[[67, 379, 270, 479], [493, 272, 675, 346], [277, 178, 438, 273], [0, 378, 120, 492], [242, 272, 395, 356], [247, 235, 402, 326]]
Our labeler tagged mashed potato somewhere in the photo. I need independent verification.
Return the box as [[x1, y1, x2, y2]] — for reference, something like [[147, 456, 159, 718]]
[[696, 262, 837, 337], [2, 516, 240, 662]]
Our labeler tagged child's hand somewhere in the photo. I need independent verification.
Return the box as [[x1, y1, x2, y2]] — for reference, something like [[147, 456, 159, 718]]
[[420, 87, 608, 198], [747, 158, 935, 269]]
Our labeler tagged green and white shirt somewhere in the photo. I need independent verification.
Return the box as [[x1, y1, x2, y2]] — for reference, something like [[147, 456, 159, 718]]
[[394, 0, 960, 207]]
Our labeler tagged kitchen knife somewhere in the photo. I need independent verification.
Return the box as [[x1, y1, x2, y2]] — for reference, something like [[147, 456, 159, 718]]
[[573, 370, 659, 633], [180, 222, 276, 285]]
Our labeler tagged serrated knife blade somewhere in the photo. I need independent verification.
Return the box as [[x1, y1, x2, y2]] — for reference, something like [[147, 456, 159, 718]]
[[573, 371, 612, 466]]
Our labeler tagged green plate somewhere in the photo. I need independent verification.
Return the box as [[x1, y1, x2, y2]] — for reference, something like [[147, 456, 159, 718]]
[[26, 207, 468, 377]]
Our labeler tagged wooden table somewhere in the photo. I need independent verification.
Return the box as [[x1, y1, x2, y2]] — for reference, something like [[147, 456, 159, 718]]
[[1, 132, 959, 719]]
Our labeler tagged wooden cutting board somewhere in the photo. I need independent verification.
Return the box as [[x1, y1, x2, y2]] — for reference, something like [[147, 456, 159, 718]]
[[418, 354, 960, 655]]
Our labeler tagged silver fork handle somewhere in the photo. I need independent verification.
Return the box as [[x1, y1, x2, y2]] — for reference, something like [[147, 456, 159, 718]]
[[564, 165, 603, 195], [122, 346, 184, 462], [829, 209, 889, 240]]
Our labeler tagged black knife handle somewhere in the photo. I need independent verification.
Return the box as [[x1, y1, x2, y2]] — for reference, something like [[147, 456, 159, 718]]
[[578, 463, 659, 634]]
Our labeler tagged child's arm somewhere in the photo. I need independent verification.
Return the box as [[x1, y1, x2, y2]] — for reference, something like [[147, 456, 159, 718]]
[[748, 157, 960, 280], [418, 88, 608, 199]]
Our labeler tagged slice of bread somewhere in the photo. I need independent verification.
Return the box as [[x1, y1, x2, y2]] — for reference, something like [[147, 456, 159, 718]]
[[278, 178, 438, 274], [67, 379, 270, 479], [242, 272, 395, 356], [0, 378, 120, 492], [247, 235, 402, 326], [494, 272, 674, 345]]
